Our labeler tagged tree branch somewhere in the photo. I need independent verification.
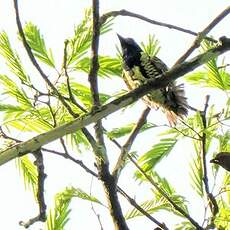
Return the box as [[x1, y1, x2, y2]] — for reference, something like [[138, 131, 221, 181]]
[[174, 6, 230, 65], [63, 40, 88, 113], [200, 96, 219, 228], [100, 9, 217, 43], [112, 107, 151, 180], [117, 187, 169, 230], [0, 37, 229, 166], [89, 1, 129, 229], [128, 156, 203, 229], [19, 149, 47, 228]]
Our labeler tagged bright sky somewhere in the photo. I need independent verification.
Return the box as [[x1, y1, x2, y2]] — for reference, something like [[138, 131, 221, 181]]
[[0, 0, 229, 229]]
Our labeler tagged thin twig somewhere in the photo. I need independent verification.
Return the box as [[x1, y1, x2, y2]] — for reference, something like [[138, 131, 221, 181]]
[[112, 107, 151, 180], [218, 63, 230, 69], [200, 95, 219, 226], [117, 187, 169, 230], [174, 6, 230, 65], [90, 177, 104, 230], [128, 156, 203, 230], [100, 10, 216, 43], [19, 149, 47, 228], [173, 126, 200, 141], [179, 119, 202, 139], [63, 40, 88, 113], [59, 137, 98, 177]]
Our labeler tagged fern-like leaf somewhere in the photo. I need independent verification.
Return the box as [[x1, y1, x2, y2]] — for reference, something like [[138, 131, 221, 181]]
[[16, 155, 38, 197], [136, 138, 177, 173], [23, 22, 55, 67], [107, 122, 156, 139], [0, 32, 29, 83], [140, 34, 161, 57]]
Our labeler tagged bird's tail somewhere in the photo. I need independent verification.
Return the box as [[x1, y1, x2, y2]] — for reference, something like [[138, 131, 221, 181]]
[[163, 83, 188, 125]]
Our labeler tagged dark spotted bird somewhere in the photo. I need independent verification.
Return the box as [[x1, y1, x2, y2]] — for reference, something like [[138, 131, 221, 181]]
[[117, 34, 188, 125], [210, 152, 230, 172]]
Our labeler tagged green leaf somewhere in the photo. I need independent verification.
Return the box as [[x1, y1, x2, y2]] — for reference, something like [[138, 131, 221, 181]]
[[16, 156, 38, 197], [0, 32, 29, 83], [0, 75, 32, 107], [151, 172, 189, 217], [46, 188, 72, 230], [125, 198, 167, 219], [140, 34, 161, 57], [186, 40, 230, 91], [1, 104, 55, 133], [0, 103, 28, 115], [66, 9, 113, 67], [189, 154, 203, 197], [46, 186, 104, 230], [59, 186, 103, 205], [131, 171, 188, 218], [217, 131, 230, 152], [215, 199, 230, 229], [75, 55, 122, 78], [136, 138, 177, 173], [58, 81, 110, 108], [5, 117, 52, 133], [223, 173, 230, 203], [174, 221, 194, 230], [107, 122, 156, 139], [66, 130, 91, 153], [23, 22, 55, 67]]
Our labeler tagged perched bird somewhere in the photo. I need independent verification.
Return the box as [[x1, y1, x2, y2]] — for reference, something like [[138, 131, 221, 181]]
[[117, 34, 188, 125], [210, 152, 230, 172]]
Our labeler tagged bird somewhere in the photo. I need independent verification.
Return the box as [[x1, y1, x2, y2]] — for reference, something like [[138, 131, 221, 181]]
[[117, 34, 188, 125], [210, 152, 230, 172]]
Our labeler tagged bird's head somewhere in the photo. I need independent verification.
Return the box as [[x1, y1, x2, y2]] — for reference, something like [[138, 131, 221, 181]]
[[210, 152, 230, 171], [117, 34, 142, 68], [117, 34, 142, 54]]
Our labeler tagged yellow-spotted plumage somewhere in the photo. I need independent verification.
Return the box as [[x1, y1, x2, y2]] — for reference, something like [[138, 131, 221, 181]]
[[118, 35, 188, 125]]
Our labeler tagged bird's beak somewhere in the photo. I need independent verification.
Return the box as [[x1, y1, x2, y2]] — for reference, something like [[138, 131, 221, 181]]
[[117, 33, 126, 45], [210, 158, 217, 164]]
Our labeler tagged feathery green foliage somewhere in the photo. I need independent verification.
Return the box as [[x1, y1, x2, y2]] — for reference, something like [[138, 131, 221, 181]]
[[140, 34, 160, 57], [189, 151, 203, 197], [75, 55, 122, 78], [135, 138, 177, 174], [16, 155, 38, 197], [23, 22, 55, 68], [65, 9, 113, 67], [127, 171, 188, 219], [46, 186, 103, 230], [107, 122, 156, 139], [0, 32, 30, 83], [186, 40, 230, 91]]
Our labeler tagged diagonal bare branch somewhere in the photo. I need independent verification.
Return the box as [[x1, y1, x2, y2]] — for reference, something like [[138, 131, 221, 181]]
[[100, 9, 217, 43], [174, 6, 230, 65], [112, 107, 151, 180]]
